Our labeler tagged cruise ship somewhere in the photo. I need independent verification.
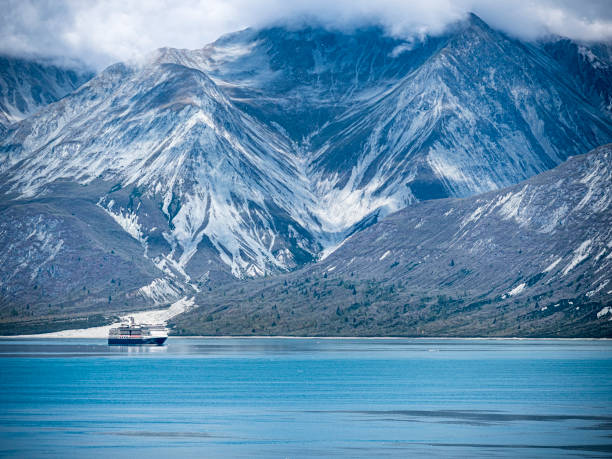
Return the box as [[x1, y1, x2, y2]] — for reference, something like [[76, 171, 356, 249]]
[[108, 317, 168, 345]]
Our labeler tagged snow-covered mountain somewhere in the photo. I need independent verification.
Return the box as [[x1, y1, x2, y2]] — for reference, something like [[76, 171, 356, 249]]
[[542, 38, 612, 116], [172, 144, 612, 337], [1, 60, 322, 279], [196, 15, 612, 221], [1, 14, 611, 322], [0, 56, 92, 133]]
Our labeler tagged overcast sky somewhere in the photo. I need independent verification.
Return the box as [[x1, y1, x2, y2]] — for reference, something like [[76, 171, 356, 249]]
[[2, 0, 612, 70]]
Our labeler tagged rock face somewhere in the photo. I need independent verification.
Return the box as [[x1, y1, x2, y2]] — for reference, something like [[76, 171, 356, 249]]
[[0, 182, 177, 322], [1, 60, 322, 277], [541, 38, 612, 117], [1, 15, 611, 329], [172, 145, 612, 337], [0, 56, 92, 132], [200, 15, 612, 213]]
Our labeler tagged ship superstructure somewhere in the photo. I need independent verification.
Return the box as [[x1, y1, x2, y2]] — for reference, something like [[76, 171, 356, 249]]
[[108, 317, 168, 345]]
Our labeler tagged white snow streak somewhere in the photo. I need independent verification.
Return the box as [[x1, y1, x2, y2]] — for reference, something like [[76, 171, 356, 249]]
[[507, 282, 526, 296], [562, 240, 592, 276], [543, 256, 562, 273], [138, 278, 181, 303]]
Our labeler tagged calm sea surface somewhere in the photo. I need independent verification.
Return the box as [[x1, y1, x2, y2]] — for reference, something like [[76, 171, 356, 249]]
[[0, 338, 611, 458]]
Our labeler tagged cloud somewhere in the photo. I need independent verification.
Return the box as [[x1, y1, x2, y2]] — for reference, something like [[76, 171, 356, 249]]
[[1, 0, 611, 70]]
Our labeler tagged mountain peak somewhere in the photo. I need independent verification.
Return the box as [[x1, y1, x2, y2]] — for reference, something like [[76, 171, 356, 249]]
[[445, 11, 502, 42], [465, 12, 490, 28]]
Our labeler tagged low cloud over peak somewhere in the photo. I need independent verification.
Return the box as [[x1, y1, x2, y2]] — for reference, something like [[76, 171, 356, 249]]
[[2, 0, 611, 70]]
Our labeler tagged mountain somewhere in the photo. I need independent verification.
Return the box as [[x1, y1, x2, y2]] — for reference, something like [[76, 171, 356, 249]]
[[0, 182, 169, 332], [198, 15, 612, 213], [0, 60, 322, 274], [0, 59, 323, 328], [1, 15, 611, 330], [170, 144, 612, 337], [542, 38, 612, 117], [0, 56, 92, 133]]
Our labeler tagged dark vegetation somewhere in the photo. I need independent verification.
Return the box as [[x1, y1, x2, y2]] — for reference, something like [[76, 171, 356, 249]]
[[170, 272, 612, 338], [0, 313, 117, 336]]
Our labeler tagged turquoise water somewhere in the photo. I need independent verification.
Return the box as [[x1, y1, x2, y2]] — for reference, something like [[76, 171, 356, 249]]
[[0, 338, 611, 458]]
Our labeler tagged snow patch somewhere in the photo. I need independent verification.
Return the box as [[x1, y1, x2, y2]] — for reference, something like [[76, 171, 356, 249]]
[[498, 186, 528, 223], [138, 278, 181, 303], [508, 283, 526, 296], [100, 201, 147, 248], [14, 296, 197, 338], [543, 256, 562, 273], [29, 231, 64, 281], [587, 279, 609, 298], [461, 204, 487, 228], [597, 307, 612, 319], [562, 240, 592, 276]]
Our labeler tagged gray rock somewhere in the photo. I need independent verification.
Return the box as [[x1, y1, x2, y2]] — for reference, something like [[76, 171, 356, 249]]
[[1, 15, 611, 334], [0, 55, 92, 129], [172, 145, 612, 337]]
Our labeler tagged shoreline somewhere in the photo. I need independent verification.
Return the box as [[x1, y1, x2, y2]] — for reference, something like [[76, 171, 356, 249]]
[[178, 335, 612, 340], [1, 335, 610, 340], [1, 296, 196, 339]]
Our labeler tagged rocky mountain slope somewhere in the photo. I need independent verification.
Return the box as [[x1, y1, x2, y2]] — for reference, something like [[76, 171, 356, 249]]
[[198, 15, 612, 215], [171, 145, 612, 337], [0, 56, 92, 134], [1, 60, 322, 278], [1, 15, 611, 329], [542, 38, 612, 117]]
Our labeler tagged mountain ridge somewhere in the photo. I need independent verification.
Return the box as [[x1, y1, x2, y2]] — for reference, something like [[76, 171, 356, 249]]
[[0, 15, 611, 327], [0, 55, 92, 133], [171, 144, 612, 337]]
